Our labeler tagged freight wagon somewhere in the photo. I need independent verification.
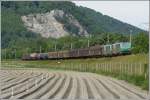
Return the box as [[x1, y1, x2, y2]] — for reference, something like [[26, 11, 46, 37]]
[[22, 42, 131, 60]]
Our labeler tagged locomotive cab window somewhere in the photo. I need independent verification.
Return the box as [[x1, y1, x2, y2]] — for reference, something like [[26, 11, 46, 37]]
[[106, 46, 111, 52], [121, 43, 131, 49], [115, 44, 121, 51]]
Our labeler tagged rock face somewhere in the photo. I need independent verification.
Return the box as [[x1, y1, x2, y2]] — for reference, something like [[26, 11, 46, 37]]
[[21, 10, 88, 38]]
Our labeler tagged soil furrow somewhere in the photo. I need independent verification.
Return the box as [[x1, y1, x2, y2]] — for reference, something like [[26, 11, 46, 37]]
[[49, 75, 66, 99], [109, 78, 146, 99], [40, 73, 65, 99], [27, 73, 60, 99], [83, 78, 94, 99], [18, 74, 55, 99], [96, 78, 120, 99], [75, 78, 81, 99], [62, 77, 73, 99]]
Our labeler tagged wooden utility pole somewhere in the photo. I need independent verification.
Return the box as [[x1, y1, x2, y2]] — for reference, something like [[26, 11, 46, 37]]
[[14, 49, 16, 59], [70, 43, 73, 50], [26, 48, 30, 55], [130, 30, 132, 43], [54, 43, 57, 51], [87, 34, 91, 47], [88, 40, 90, 47], [107, 33, 110, 44], [5, 49, 6, 59], [40, 46, 42, 53]]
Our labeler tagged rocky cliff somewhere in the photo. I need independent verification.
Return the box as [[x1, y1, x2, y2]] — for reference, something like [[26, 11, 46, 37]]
[[21, 10, 88, 38]]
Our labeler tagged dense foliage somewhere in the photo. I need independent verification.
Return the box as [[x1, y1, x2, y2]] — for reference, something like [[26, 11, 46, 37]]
[[1, 1, 148, 59], [132, 33, 149, 54]]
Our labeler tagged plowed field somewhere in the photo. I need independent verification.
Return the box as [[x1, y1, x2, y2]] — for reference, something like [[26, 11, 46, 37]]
[[0, 68, 147, 100]]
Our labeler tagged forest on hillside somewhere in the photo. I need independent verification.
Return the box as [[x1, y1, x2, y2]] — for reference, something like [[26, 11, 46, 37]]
[[1, 1, 149, 59]]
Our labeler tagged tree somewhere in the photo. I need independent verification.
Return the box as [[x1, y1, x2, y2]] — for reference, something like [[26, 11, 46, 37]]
[[132, 33, 149, 54]]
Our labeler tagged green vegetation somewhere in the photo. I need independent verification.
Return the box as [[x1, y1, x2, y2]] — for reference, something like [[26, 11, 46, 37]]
[[1, 54, 149, 90], [132, 32, 149, 53], [1, 1, 148, 59], [1, 32, 149, 59]]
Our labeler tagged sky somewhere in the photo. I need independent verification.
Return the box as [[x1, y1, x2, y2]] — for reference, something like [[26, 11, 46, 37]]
[[73, 1, 149, 31]]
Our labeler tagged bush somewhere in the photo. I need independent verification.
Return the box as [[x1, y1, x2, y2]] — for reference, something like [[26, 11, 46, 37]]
[[132, 32, 149, 54]]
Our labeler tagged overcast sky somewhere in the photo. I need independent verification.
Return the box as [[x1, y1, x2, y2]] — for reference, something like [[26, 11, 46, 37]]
[[73, 1, 149, 31]]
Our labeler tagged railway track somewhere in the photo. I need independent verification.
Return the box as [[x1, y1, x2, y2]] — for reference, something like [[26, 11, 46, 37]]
[[0, 68, 147, 100]]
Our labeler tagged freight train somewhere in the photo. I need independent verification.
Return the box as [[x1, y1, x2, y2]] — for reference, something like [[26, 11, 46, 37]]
[[22, 42, 131, 60]]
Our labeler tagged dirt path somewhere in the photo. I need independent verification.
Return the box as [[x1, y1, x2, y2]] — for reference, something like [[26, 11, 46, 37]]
[[0, 68, 148, 100]]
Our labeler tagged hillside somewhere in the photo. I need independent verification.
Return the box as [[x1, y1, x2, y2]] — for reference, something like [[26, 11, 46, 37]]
[[21, 10, 88, 38], [2, 1, 145, 36], [1, 1, 148, 58]]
